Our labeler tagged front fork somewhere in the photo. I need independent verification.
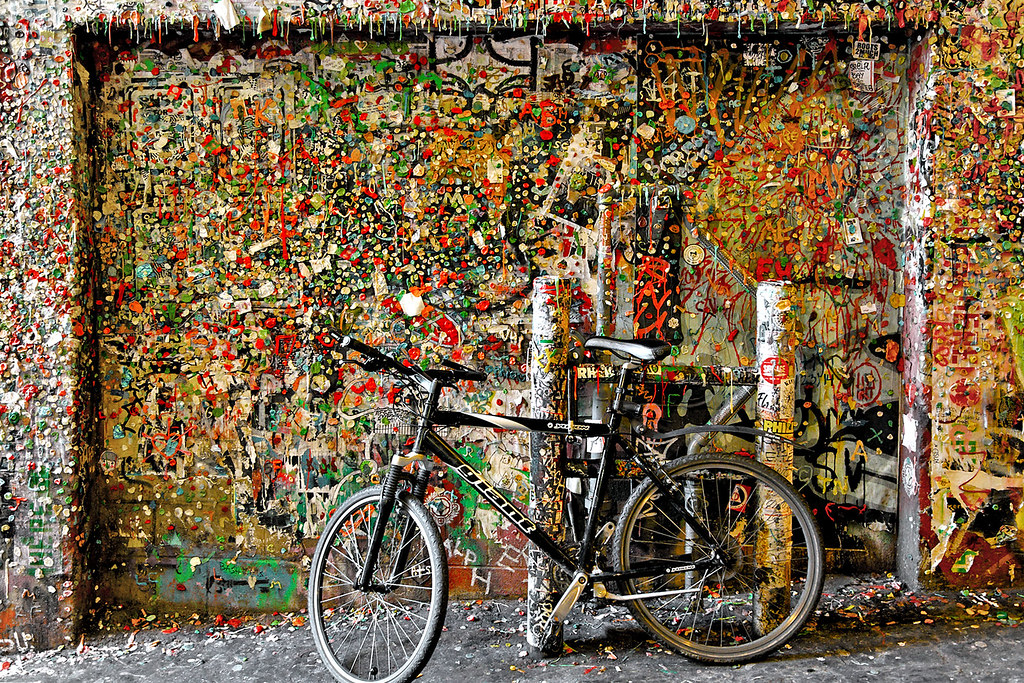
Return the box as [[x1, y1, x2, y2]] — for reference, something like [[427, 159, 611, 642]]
[[356, 379, 441, 592], [355, 454, 435, 591], [355, 463, 405, 591]]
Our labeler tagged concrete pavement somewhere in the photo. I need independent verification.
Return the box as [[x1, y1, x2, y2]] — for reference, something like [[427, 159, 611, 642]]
[[2, 575, 1023, 682]]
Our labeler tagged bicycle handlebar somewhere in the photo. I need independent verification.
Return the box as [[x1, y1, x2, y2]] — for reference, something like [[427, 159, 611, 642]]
[[317, 331, 488, 387], [337, 335, 419, 378]]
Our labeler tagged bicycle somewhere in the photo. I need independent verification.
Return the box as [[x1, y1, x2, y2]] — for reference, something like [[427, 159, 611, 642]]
[[307, 332, 825, 683]]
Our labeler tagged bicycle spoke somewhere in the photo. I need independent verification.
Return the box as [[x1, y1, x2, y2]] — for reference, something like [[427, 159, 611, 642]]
[[380, 599, 432, 623], [616, 454, 823, 664], [309, 488, 448, 683]]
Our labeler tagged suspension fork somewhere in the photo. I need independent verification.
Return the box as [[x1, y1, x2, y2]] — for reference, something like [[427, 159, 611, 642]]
[[411, 460, 432, 501], [355, 462, 405, 591], [355, 379, 442, 591]]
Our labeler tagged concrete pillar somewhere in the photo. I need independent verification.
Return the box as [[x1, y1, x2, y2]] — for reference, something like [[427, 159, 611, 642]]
[[527, 276, 571, 654], [754, 281, 798, 632], [0, 21, 90, 649], [592, 190, 617, 421], [895, 35, 936, 592]]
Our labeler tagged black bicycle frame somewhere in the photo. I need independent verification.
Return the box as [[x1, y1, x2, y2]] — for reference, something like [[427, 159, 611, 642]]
[[424, 427, 584, 574], [432, 410, 608, 436], [421, 415, 721, 582], [355, 372, 724, 591]]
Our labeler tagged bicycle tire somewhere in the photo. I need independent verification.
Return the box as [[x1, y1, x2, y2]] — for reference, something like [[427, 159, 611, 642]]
[[612, 453, 824, 664], [308, 485, 449, 683]]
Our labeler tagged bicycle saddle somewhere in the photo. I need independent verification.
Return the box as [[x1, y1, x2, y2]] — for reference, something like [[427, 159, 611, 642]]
[[584, 337, 671, 363]]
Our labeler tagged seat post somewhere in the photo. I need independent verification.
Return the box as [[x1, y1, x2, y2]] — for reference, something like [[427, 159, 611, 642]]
[[608, 362, 636, 427]]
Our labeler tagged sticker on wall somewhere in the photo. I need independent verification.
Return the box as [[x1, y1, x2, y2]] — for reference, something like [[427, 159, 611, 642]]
[[211, 0, 241, 29], [852, 41, 881, 60], [844, 218, 865, 245], [682, 244, 706, 266], [995, 89, 1016, 118], [743, 44, 768, 67], [849, 60, 876, 92], [952, 549, 979, 574]]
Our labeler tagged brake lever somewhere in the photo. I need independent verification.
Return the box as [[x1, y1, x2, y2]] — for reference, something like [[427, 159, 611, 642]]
[[344, 350, 383, 372], [438, 359, 487, 383]]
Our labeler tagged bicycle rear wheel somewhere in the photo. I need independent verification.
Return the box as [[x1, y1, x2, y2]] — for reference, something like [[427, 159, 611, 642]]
[[308, 486, 448, 683], [612, 453, 823, 664]]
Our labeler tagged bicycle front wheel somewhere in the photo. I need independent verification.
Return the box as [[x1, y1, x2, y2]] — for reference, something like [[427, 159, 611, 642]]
[[613, 453, 823, 664], [308, 486, 449, 683]]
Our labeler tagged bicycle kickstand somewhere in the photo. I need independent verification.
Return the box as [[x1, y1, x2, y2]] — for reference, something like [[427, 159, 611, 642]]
[[539, 571, 590, 648]]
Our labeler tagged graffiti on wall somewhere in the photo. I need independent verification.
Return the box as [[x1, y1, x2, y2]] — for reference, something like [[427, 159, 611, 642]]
[[78, 24, 916, 614], [631, 33, 908, 550]]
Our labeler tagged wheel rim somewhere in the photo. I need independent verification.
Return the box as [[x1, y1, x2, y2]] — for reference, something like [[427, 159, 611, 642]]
[[313, 497, 439, 682], [621, 458, 821, 661]]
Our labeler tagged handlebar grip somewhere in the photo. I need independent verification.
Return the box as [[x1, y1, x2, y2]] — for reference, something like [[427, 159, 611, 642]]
[[439, 358, 488, 383]]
